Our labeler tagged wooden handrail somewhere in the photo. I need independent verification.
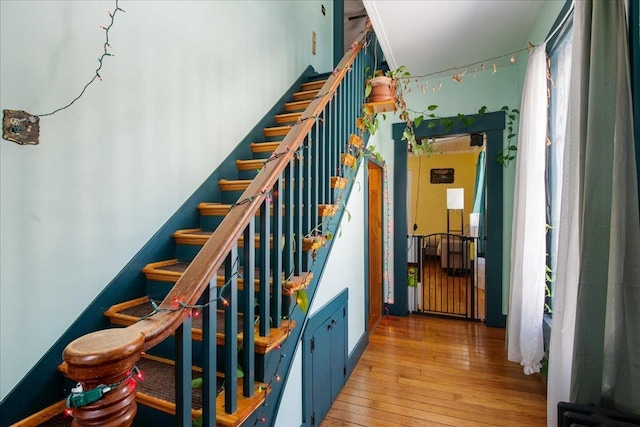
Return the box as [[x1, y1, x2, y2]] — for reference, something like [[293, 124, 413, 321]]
[[62, 24, 372, 426]]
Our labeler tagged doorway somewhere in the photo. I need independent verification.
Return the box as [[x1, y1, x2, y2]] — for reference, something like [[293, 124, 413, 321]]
[[407, 135, 486, 321], [367, 160, 383, 331], [392, 111, 506, 327]]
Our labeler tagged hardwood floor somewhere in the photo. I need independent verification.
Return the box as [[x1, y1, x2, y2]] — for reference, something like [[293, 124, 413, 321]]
[[322, 315, 547, 427]]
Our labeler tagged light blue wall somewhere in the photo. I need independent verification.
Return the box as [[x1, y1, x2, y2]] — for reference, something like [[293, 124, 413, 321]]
[[0, 0, 333, 400]]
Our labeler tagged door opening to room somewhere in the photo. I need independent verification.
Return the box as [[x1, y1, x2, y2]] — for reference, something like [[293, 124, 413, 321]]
[[407, 134, 486, 321]]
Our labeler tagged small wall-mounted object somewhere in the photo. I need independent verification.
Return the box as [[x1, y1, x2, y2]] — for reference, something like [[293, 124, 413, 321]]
[[470, 133, 484, 146], [430, 168, 454, 184], [3, 110, 40, 145]]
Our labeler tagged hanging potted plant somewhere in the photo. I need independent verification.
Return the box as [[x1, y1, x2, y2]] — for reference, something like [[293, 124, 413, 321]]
[[362, 65, 435, 156]]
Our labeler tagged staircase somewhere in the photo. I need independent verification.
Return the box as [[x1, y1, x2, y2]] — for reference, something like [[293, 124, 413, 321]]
[[9, 25, 376, 427]]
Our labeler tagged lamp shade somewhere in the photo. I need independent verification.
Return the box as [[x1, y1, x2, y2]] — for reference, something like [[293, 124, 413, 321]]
[[446, 188, 464, 210]]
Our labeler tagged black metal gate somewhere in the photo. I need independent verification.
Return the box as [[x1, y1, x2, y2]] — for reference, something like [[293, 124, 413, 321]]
[[409, 233, 483, 321]]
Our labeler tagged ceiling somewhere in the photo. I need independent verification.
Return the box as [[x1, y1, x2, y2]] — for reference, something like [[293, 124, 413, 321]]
[[361, 0, 545, 78]]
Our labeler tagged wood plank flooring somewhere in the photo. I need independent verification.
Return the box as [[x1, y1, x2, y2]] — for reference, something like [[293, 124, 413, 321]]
[[322, 315, 547, 427]]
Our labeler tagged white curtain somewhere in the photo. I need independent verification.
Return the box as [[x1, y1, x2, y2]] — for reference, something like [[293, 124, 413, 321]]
[[507, 44, 548, 375]]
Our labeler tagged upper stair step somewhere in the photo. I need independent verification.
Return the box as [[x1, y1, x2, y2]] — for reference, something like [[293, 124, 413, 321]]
[[219, 179, 252, 192], [105, 296, 297, 354], [301, 79, 327, 91], [142, 258, 313, 293], [292, 88, 319, 102], [173, 229, 274, 249], [236, 158, 268, 172], [250, 141, 282, 154], [284, 100, 312, 112], [274, 112, 302, 124], [263, 125, 291, 138], [198, 203, 337, 218]]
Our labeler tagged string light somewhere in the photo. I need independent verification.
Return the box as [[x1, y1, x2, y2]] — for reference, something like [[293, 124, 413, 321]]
[[65, 365, 141, 409], [36, 0, 125, 117]]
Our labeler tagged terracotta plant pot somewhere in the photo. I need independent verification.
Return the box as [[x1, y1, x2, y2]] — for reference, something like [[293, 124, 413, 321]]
[[367, 76, 396, 103]]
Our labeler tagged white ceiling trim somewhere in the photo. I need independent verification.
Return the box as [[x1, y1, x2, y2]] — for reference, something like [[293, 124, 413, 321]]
[[362, 0, 398, 70]]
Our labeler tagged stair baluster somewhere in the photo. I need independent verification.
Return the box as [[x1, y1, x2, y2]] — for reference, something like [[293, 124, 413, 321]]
[[242, 219, 256, 397], [258, 197, 271, 336], [176, 316, 193, 427], [270, 177, 283, 329], [202, 277, 217, 427], [223, 245, 239, 414]]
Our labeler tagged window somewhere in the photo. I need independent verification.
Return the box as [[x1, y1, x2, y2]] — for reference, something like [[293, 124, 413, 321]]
[[545, 17, 573, 316]]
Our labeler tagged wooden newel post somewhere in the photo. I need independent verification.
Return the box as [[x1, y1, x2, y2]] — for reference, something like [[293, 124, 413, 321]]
[[63, 328, 145, 426]]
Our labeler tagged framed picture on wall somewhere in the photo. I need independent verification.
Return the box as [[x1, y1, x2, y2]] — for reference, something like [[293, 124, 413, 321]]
[[430, 168, 454, 184]]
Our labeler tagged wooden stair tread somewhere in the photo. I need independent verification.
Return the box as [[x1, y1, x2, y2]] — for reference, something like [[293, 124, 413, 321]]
[[105, 297, 295, 353], [198, 204, 286, 218], [142, 258, 276, 286], [284, 100, 311, 112], [172, 229, 274, 249], [292, 88, 319, 101], [198, 204, 336, 217], [250, 141, 282, 153], [300, 79, 327, 91], [263, 125, 291, 138], [142, 258, 311, 291], [219, 179, 253, 192], [198, 202, 232, 216], [236, 158, 268, 171], [274, 112, 302, 124]]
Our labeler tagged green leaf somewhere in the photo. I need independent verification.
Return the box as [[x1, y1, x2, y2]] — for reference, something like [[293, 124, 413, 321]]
[[509, 145, 517, 150], [513, 109, 520, 114], [193, 416, 203, 427], [427, 104, 438, 111], [414, 115, 424, 128], [237, 364, 244, 378], [192, 378, 203, 389], [478, 106, 488, 115], [364, 85, 372, 99], [428, 121, 436, 128], [501, 105, 509, 111], [296, 289, 309, 313]]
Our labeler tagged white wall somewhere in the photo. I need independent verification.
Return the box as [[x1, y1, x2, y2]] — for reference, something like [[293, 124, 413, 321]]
[[0, 0, 333, 400], [311, 164, 366, 352]]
